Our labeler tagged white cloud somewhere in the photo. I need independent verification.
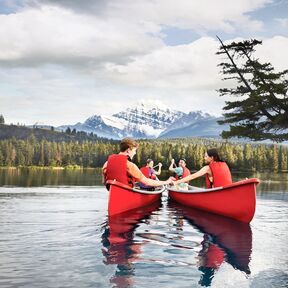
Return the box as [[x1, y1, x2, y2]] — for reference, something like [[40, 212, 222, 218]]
[[1, 34, 287, 125], [275, 18, 288, 28], [106, 0, 269, 32], [0, 0, 271, 67], [26, 0, 270, 32], [105, 37, 222, 90], [0, 0, 286, 126], [256, 36, 288, 72], [0, 5, 163, 65]]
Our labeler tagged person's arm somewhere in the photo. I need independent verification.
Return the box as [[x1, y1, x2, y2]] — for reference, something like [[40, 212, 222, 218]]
[[169, 159, 176, 172], [154, 163, 162, 176], [128, 162, 172, 186], [102, 161, 107, 184], [173, 166, 211, 185]]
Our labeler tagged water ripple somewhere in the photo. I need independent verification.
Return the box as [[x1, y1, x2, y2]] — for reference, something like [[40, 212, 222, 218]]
[[0, 187, 287, 288]]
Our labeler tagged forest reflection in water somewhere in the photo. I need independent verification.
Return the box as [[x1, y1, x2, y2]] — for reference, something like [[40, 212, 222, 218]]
[[0, 168, 287, 196]]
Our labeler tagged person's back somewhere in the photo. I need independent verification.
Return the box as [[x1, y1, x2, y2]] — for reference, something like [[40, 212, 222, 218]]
[[106, 154, 133, 187], [103, 138, 171, 190], [206, 161, 232, 188]]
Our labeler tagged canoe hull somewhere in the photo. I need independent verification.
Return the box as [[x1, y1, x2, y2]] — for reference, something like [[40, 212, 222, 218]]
[[107, 180, 162, 216], [168, 178, 260, 223]]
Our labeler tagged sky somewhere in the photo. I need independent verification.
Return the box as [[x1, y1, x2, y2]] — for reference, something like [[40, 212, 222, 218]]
[[0, 0, 287, 126]]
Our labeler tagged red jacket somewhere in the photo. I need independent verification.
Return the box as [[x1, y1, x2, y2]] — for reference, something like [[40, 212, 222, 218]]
[[175, 166, 190, 180], [140, 166, 157, 180], [106, 154, 134, 187], [205, 162, 232, 188]]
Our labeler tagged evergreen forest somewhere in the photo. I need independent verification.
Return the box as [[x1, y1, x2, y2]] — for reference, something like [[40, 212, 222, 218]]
[[0, 136, 287, 172]]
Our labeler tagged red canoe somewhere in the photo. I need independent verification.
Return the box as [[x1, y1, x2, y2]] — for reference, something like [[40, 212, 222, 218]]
[[167, 178, 260, 223], [107, 180, 164, 216]]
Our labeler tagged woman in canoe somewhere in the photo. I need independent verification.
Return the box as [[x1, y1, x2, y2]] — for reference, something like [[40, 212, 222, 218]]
[[172, 149, 232, 188], [102, 138, 172, 190], [139, 159, 162, 190]]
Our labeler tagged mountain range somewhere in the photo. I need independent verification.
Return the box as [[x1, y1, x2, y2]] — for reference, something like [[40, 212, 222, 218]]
[[57, 101, 228, 139]]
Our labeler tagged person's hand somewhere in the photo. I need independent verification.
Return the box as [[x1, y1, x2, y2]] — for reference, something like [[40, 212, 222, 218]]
[[158, 163, 162, 168], [165, 177, 174, 185], [165, 177, 177, 185], [171, 159, 175, 164], [171, 177, 178, 186]]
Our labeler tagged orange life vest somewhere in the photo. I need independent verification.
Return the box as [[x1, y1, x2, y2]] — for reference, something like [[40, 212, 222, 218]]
[[175, 166, 190, 181], [205, 162, 232, 188], [106, 154, 134, 187]]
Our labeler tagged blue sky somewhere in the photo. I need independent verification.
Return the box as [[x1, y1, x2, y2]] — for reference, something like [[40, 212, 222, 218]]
[[0, 0, 287, 126]]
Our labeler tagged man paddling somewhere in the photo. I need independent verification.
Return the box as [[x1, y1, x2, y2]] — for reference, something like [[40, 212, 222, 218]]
[[172, 149, 232, 188], [102, 138, 172, 190], [169, 158, 190, 189]]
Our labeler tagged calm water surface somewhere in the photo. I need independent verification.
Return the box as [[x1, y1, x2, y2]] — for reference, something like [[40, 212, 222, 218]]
[[0, 170, 287, 287]]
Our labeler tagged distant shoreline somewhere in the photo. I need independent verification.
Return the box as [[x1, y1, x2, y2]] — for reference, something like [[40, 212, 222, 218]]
[[0, 166, 287, 173], [0, 166, 102, 170]]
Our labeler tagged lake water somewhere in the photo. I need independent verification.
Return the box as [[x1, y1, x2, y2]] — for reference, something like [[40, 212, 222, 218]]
[[0, 169, 287, 287]]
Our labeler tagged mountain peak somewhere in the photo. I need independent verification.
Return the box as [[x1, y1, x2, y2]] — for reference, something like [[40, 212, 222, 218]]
[[113, 101, 184, 133], [57, 101, 225, 139], [132, 100, 170, 112]]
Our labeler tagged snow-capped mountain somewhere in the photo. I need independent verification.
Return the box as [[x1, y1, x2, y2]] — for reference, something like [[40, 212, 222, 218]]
[[159, 116, 228, 138], [58, 101, 226, 139], [159, 111, 214, 136], [114, 102, 184, 129], [81, 102, 185, 138]]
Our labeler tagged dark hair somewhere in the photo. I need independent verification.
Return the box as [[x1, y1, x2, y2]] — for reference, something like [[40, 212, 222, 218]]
[[119, 138, 139, 152], [146, 159, 153, 164], [207, 149, 222, 162], [179, 158, 186, 163]]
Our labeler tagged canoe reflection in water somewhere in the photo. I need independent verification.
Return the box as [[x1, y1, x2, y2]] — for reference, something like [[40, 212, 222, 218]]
[[170, 202, 253, 287], [101, 201, 161, 288], [101, 199, 252, 287]]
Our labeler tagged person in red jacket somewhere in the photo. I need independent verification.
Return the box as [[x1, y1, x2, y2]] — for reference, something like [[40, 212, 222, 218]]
[[102, 138, 172, 190], [172, 149, 232, 188], [139, 159, 162, 189], [169, 158, 190, 179], [169, 158, 190, 189]]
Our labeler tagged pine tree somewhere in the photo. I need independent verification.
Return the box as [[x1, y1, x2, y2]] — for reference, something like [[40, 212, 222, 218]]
[[243, 143, 254, 171], [216, 37, 288, 142], [269, 144, 279, 172], [0, 114, 4, 124], [65, 127, 71, 134], [0, 149, 4, 165], [279, 146, 288, 171]]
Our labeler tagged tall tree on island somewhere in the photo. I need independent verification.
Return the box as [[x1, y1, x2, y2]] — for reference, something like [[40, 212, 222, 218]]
[[216, 37, 288, 142]]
